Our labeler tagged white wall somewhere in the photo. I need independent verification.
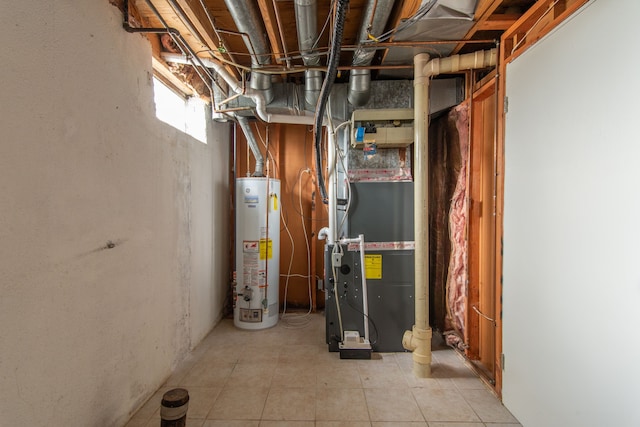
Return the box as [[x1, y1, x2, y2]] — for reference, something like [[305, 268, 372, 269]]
[[502, 0, 640, 425], [0, 1, 229, 425]]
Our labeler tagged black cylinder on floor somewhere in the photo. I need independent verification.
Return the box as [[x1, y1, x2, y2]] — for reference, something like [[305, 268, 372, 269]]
[[160, 388, 189, 427]]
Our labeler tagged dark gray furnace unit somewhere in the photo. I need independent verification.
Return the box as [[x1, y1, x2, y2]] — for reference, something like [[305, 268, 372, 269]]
[[326, 182, 414, 352]]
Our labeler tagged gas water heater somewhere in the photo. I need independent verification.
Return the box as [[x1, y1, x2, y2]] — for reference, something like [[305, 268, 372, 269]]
[[234, 177, 281, 329]]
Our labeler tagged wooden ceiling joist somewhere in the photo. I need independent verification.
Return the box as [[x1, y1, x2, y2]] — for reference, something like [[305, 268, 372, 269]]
[[256, 0, 285, 65], [501, 0, 589, 63], [477, 14, 520, 31], [152, 56, 195, 96], [451, 0, 506, 54], [172, 0, 223, 58]]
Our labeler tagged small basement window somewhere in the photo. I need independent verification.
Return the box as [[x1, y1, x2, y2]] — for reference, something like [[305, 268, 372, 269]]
[[153, 77, 207, 144]]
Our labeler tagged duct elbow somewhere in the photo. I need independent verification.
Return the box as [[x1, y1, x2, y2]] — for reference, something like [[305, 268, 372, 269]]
[[304, 70, 322, 109], [251, 72, 274, 104], [347, 69, 371, 107], [236, 116, 265, 177]]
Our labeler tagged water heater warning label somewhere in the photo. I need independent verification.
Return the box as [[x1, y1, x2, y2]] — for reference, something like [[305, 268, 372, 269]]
[[259, 239, 272, 260], [243, 241, 259, 252], [364, 254, 382, 279]]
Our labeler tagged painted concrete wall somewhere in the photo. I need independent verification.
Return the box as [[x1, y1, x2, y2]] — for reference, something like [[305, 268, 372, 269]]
[[0, 1, 229, 425], [503, 0, 640, 425]]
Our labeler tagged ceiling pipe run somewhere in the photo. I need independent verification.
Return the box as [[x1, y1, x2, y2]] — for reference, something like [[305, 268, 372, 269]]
[[294, 0, 323, 109], [223, 0, 274, 104], [347, 0, 395, 107], [403, 48, 497, 378], [161, 53, 316, 125], [208, 59, 318, 124]]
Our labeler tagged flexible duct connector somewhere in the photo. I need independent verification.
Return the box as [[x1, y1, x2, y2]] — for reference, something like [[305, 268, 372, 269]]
[[314, 0, 349, 204], [236, 116, 264, 177], [295, 0, 323, 108], [223, 0, 274, 104], [347, 0, 395, 107]]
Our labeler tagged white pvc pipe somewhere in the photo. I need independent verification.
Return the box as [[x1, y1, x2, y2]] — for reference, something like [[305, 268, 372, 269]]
[[403, 48, 497, 378], [402, 52, 433, 378], [423, 49, 497, 79]]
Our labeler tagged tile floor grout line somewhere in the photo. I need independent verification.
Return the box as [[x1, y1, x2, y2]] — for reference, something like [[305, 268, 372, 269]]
[[126, 314, 521, 426]]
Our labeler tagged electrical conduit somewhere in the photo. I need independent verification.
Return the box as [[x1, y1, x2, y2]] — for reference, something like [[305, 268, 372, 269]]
[[403, 48, 497, 378], [313, 0, 349, 204]]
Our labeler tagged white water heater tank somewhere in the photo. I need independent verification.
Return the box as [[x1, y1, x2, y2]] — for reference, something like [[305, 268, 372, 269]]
[[234, 177, 281, 329]]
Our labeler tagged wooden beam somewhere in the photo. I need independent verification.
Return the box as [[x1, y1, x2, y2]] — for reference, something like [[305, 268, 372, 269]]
[[474, 0, 498, 19], [477, 14, 520, 31], [493, 35, 507, 398], [490, 0, 590, 397], [501, 0, 589, 63], [451, 0, 505, 55], [152, 56, 195, 96], [174, 0, 222, 56], [164, 0, 241, 78], [257, 0, 284, 64]]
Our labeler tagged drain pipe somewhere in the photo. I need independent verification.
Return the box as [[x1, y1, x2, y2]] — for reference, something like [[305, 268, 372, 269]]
[[347, 0, 395, 107], [223, 0, 274, 104], [295, 0, 323, 109], [403, 48, 497, 378], [236, 116, 265, 177]]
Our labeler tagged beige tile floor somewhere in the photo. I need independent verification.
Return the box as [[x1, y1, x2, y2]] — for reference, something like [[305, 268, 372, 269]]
[[125, 313, 521, 427]]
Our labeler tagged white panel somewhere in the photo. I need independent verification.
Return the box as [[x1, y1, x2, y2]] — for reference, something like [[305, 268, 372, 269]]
[[503, 0, 640, 426]]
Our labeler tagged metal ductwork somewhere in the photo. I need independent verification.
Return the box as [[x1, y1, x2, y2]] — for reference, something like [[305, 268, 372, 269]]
[[294, 0, 323, 109], [223, 0, 274, 104], [347, 0, 395, 107], [237, 116, 265, 177]]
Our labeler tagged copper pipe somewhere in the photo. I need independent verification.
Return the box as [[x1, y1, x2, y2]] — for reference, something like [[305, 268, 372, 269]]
[[220, 39, 498, 60]]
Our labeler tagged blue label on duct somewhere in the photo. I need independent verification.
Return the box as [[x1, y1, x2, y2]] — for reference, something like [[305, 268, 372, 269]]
[[355, 127, 365, 143]]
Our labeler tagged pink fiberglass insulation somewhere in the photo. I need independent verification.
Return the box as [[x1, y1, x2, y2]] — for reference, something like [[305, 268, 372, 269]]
[[444, 101, 470, 350]]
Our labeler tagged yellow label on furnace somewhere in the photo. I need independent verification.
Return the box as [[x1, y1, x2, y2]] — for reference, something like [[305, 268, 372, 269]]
[[259, 239, 272, 260], [364, 254, 382, 279]]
